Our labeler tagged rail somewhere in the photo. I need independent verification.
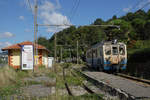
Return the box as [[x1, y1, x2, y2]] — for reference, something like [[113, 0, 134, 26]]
[[116, 73, 150, 85]]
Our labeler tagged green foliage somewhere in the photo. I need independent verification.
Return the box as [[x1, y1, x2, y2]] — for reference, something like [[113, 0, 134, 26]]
[[17, 70, 29, 78], [0, 58, 2, 64], [0, 84, 21, 96], [93, 18, 104, 25]]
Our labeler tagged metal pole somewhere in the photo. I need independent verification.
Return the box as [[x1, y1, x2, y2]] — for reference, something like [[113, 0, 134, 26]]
[[69, 48, 71, 62], [34, 0, 38, 72], [54, 33, 57, 63], [61, 46, 62, 62]]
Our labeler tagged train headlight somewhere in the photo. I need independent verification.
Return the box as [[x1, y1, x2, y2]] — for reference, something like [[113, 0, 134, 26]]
[[121, 57, 125, 61], [105, 57, 111, 63], [120, 57, 126, 64]]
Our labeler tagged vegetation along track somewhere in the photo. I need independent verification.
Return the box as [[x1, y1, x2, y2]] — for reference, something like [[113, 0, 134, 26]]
[[62, 66, 102, 99], [63, 67, 73, 96], [70, 69, 102, 99]]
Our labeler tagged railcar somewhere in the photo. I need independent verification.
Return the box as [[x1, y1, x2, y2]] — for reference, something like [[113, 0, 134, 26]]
[[86, 40, 127, 72]]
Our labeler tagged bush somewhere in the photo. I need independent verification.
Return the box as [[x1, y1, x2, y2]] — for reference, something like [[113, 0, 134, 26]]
[[0, 66, 17, 86]]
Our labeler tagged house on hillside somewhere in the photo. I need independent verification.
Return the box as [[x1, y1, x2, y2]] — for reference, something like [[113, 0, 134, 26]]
[[1, 41, 49, 69], [0, 51, 8, 63]]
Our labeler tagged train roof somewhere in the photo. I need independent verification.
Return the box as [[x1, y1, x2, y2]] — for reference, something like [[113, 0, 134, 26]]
[[91, 41, 126, 49]]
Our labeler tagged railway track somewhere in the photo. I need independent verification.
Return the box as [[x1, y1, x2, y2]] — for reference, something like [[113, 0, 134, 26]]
[[86, 65, 150, 85], [116, 73, 150, 85], [62, 67, 73, 96], [62, 67, 102, 99]]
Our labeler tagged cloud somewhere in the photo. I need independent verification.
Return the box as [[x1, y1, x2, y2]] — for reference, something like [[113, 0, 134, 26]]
[[0, 42, 12, 49], [123, 6, 132, 12], [19, 16, 25, 20], [39, 0, 71, 33], [0, 32, 15, 38]]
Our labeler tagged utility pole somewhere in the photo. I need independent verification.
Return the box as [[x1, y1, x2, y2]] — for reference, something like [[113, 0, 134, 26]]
[[77, 40, 79, 64], [60, 46, 62, 62], [54, 33, 57, 63], [34, 0, 38, 72], [69, 48, 71, 62]]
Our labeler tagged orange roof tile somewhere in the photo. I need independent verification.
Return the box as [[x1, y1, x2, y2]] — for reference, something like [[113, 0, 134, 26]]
[[1, 41, 49, 52]]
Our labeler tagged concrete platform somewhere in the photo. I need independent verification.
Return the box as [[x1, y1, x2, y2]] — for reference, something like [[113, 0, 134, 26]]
[[83, 71, 150, 99]]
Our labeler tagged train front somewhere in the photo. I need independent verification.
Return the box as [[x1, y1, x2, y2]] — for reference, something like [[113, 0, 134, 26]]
[[103, 42, 127, 72]]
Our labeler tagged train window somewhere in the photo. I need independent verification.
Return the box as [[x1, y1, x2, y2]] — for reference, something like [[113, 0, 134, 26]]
[[93, 50, 96, 58], [88, 51, 91, 58], [105, 46, 111, 55], [119, 45, 125, 55], [97, 48, 100, 57], [95, 50, 97, 58], [112, 46, 118, 55]]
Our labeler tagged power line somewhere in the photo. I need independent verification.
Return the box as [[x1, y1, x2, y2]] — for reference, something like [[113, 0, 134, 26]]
[[131, 0, 145, 11], [69, 0, 81, 22], [139, 1, 150, 10], [69, 0, 78, 18], [114, 0, 145, 16], [27, 0, 34, 14]]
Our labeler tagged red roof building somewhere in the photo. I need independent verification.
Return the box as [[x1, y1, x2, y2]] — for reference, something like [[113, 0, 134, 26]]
[[2, 41, 49, 69]]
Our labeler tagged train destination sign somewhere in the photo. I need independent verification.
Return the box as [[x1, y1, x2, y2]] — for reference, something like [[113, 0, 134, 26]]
[[21, 45, 34, 70]]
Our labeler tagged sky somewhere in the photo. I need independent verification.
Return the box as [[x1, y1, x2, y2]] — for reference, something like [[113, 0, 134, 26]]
[[0, 0, 150, 51]]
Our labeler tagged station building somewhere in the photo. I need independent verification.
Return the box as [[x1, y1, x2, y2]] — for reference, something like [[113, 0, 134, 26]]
[[1, 41, 49, 69]]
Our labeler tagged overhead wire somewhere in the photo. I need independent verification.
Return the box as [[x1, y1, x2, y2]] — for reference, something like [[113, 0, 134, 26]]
[[27, 0, 34, 15], [69, 0, 78, 21], [114, 0, 145, 17], [69, 0, 81, 22], [139, 1, 150, 10]]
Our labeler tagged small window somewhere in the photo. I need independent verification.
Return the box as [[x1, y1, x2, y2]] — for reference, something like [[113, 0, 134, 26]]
[[105, 46, 111, 55], [119, 45, 125, 55], [93, 50, 96, 58], [112, 46, 118, 55], [97, 48, 100, 57], [95, 50, 97, 58]]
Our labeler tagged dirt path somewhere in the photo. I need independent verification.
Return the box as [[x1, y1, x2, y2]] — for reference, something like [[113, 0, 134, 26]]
[[20, 75, 56, 98]]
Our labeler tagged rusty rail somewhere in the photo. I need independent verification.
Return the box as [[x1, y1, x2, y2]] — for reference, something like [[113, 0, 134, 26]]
[[63, 68, 73, 96], [116, 73, 150, 85]]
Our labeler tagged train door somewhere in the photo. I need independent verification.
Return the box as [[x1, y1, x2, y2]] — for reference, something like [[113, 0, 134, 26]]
[[112, 45, 119, 62], [103, 45, 111, 70], [111, 45, 119, 71]]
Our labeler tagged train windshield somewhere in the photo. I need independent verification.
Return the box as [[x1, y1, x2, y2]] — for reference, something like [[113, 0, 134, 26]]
[[119, 45, 125, 55], [112, 46, 118, 55], [105, 46, 111, 55]]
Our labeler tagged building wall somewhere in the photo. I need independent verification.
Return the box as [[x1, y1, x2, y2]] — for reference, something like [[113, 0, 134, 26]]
[[38, 50, 42, 65], [42, 50, 48, 67], [8, 49, 20, 69], [8, 49, 48, 69]]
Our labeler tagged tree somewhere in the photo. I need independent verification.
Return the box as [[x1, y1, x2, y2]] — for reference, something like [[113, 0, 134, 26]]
[[112, 15, 117, 20], [131, 18, 146, 40], [38, 37, 49, 48], [144, 20, 150, 40], [93, 18, 104, 25], [122, 12, 135, 21], [106, 19, 133, 42]]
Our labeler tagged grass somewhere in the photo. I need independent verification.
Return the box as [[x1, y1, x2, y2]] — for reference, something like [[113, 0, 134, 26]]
[[0, 63, 103, 99], [56, 63, 103, 100], [0, 65, 55, 96], [0, 66, 30, 96]]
